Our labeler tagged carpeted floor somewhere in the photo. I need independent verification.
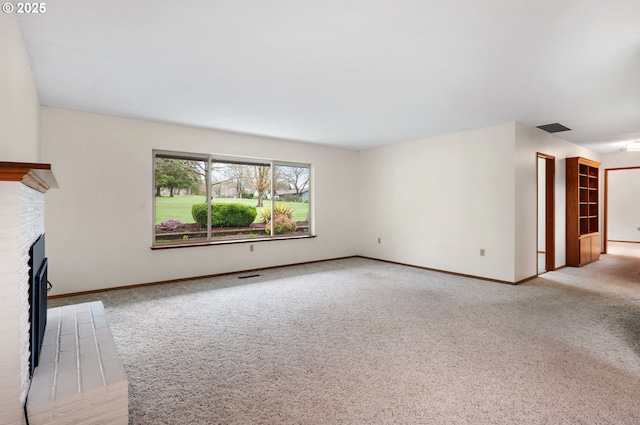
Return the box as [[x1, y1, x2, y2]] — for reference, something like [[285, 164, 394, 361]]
[[49, 255, 640, 424]]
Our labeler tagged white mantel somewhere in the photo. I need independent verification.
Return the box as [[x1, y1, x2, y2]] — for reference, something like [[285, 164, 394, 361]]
[[0, 162, 57, 425]]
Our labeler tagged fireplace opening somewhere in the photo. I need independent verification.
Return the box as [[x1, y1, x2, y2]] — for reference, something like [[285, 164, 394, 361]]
[[28, 234, 49, 378]]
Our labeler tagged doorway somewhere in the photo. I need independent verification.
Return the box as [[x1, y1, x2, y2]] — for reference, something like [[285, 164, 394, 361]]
[[537, 153, 555, 274], [604, 167, 640, 257]]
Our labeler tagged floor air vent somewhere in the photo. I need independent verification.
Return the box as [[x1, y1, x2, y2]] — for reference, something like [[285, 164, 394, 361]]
[[238, 274, 261, 279], [536, 123, 571, 133]]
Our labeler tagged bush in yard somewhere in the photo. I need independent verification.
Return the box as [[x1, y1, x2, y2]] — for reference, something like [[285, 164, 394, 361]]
[[212, 203, 257, 227], [192, 203, 257, 228], [265, 214, 297, 234], [192, 203, 208, 227], [260, 204, 294, 223]]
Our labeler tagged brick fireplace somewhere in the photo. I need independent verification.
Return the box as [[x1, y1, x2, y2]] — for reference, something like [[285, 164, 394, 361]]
[[0, 162, 57, 425]]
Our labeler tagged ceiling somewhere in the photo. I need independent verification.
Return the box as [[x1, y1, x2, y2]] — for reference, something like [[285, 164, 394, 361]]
[[17, 0, 640, 152]]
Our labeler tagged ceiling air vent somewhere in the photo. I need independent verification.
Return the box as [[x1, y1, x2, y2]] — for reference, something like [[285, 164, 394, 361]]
[[536, 123, 571, 133]]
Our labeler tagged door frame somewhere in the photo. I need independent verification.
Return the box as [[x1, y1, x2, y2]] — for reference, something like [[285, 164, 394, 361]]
[[537, 153, 556, 272], [603, 166, 640, 254]]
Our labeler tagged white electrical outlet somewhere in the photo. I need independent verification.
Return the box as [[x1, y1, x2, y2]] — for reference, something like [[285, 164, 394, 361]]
[[480, 249, 486, 256]]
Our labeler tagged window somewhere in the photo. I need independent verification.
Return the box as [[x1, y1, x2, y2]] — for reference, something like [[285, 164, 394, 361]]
[[153, 150, 311, 247]]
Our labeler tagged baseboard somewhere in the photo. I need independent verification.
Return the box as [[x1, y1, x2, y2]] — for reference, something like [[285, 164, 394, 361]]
[[355, 256, 530, 286], [50, 255, 545, 299], [48, 255, 358, 299]]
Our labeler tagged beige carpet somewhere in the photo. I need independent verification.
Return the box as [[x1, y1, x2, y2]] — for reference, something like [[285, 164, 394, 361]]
[[49, 255, 640, 424]]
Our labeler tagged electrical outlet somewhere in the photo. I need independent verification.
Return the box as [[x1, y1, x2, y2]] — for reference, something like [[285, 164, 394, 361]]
[[378, 237, 381, 244], [480, 249, 485, 256], [249, 244, 254, 252]]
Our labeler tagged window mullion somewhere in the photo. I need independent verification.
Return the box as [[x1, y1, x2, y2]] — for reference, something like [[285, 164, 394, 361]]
[[270, 162, 274, 237], [206, 157, 212, 240]]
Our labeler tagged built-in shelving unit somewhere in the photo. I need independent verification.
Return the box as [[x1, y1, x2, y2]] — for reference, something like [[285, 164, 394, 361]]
[[566, 157, 600, 266]]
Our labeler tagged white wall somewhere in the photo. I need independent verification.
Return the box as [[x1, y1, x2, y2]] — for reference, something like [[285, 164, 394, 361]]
[[601, 151, 640, 169], [357, 123, 517, 282], [357, 122, 600, 283], [38, 108, 612, 290], [514, 123, 600, 279], [601, 151, 640, 243], [40, 107, 359, 295], [0, 13, 40, 162]]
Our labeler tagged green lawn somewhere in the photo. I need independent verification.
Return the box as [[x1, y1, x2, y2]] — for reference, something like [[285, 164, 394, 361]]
[[155, 195, 309, 225]]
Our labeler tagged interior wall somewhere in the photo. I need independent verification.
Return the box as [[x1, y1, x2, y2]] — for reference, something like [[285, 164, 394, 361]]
[[601, 151, 640, 245], [607, 168, 640, 242], [514, 123, 601, 278], [601, 151, 640, 169], [40, 107, 360, 295], [0, 13, 40, 162], [357, 123, 517, 282]]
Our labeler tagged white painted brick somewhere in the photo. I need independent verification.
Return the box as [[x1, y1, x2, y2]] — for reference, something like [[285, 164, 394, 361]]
[[93, 315, 108, 328], [0, 181, 45, 422], [26, 407, 55, 424], [79, 336, 98, 355], [106, 379, 128, 394], [42, 327, 58, 347], [80, 354, 104, 392], [59, 333, 76, 352], [0, 408, 24, 425], [46, 406, 109, 425], [57, 349, 80, 374], [29, 363, 55, 403], [108, 415, 129, 425], [27, 386, 54, 414], [77, 322, 94, 338], [95, 326, 113, 343], [57, 349, 78, 371], [99, 341, 120, 362], [75, 303, 90, 313], [76, 311, 92, 324], [103, 359, 127, 387], [54, 367, 80, 400], [0, 385, 21, 403], [0, 317, 20, 339], [60, 318, 76, 336], [0, 365, 20, 390], [60, 304, 75, 316], [0, 250, 20, 268], [0, 283, 21, 300], [0, 348, 20, 366], [27, 302, 128, 425], [89, 302, 105, 316], [39, 342, 57, 365]]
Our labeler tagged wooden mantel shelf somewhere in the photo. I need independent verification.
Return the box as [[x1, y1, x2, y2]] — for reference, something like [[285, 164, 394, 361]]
[[0, 161, 59, 193]]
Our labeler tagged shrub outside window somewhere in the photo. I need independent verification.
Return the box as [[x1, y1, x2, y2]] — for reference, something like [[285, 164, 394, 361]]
[[153, 151, 311, 246]]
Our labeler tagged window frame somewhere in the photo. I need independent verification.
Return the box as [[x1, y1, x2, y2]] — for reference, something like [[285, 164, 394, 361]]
[[152, 149, 314, 249]]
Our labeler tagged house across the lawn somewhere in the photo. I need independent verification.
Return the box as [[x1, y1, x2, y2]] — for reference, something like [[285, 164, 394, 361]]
[[276, 188, 309, 202]]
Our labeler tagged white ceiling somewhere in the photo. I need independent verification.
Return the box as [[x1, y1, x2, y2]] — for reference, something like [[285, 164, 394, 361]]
[[17, 0, 640, 152]]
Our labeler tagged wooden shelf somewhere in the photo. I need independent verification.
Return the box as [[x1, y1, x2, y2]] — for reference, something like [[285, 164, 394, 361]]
[[566, 157, 600, 267], [0, 162, 58, 193]]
